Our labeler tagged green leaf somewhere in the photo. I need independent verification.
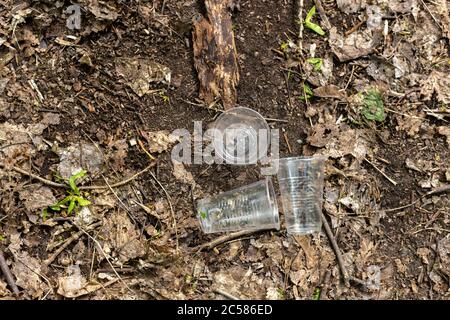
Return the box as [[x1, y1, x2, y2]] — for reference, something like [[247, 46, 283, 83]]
[[306, 57, 323, 71], [67, 199, 76, 215], [199, 210, 207, 220], [69, 169, 87, 195], [304, 6, 326, 36], [75, 197, 91, 207], [300, 83, 314, 101], [42, 208, 48, 221], [0, 235, 4, 241], [305, 5, 316, 22], [361, 90, 385, 122], [312, 288, 321, 300]]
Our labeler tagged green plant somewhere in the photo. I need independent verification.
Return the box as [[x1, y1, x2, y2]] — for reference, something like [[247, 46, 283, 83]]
[[0, 235, 4, 241], [306, 57, 323, 71], [361, 89, 385, 122], [43, 170, 91, 219], [159, 90, 170, 103], [304, 6, 325, 36], [300, 83, 314, 102], [312, 287, 321, 300], [199, 210, 207, 220]]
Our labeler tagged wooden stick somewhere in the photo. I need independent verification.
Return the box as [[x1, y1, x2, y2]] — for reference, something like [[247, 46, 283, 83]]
[[43, 221, 102, 267], [321, 213, 350, 287], [213, 288, 240, 300], [0, 250, 20, 296], [195, 230, 259, 252]]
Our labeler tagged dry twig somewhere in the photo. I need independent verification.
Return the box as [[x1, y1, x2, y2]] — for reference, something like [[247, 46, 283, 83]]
[[195, 230, 259, 252], [0, 250, 20, 296], [43, 222, 102, 267]]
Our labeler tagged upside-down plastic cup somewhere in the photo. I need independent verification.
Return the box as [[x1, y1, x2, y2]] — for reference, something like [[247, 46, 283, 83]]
[[276, 156, 326, 235], [197, 178, 279, 234], [212, 107, 270, 165]]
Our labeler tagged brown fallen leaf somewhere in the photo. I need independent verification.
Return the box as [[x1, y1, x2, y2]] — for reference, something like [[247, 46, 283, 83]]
[[98, 211, 146, 265], [192, 0, 239, 109], [437, 126, 450, 148], [313, 84, 346, 99], [115, 57, 171, 97], [141, 130, 179, 153], [329, 27, 381, 62], [85, 0, 118, 21], [172, 160, 195, 185], [57, 265, 103, 298], [420, 71, 450, 104]]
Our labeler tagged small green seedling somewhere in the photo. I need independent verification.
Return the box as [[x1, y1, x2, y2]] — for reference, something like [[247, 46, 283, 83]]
[[300, 83, 314, 102], [312, 287, 321, 300], [361, 89, 385, 122], [0, 235, 4, 241], [306, 57, 323, 71], [43, 169, 91, 219], [304, 6, 326, 36], [159, 90, 170, 103], [199, 210, 207, 220]]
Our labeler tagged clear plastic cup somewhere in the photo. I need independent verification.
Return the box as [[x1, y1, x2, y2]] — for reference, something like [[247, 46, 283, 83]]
[[197, 178, 279, 234], [212, 107, 270, 165], [276, 156, 326, 235]]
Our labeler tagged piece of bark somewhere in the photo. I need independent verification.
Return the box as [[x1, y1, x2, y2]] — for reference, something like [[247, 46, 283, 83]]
[[192, 0, 239, 110]]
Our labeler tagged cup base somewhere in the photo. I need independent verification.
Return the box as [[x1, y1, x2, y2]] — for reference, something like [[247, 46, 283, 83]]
[[287, 224, 322, 235]]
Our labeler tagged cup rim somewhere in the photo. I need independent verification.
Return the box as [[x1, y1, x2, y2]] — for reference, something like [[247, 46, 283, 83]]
[[212, 107, 270, 164], [275, 155, 328, 163]]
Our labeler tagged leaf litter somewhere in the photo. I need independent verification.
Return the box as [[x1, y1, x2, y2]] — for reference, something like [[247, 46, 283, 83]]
[[0, 0, 449, 301]]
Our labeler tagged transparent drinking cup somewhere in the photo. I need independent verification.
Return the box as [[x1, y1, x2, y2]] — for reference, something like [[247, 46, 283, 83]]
[[197, 178, 280, 234], [276, 156, 326, 235], [212, 107, 270, 165]]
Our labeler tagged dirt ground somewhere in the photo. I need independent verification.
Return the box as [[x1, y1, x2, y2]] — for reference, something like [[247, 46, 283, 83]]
[[0, 0, 449, 300]]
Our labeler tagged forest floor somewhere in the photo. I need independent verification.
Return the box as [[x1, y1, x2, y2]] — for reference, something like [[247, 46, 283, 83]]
[[0, 0, 449, 300]]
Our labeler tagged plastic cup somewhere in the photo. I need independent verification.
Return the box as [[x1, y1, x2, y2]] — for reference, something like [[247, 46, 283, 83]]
[[197, 178, 279, 234], [212, 107, 270, 165], [276, 156, 326, 235]]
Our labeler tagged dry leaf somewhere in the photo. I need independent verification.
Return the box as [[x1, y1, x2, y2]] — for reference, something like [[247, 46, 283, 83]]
[[420, 71, 450, 104], [57, 143, 104, 179], [10, 251, 45, 298], [86, 0, 118, 21], [98, 211, 146, 265], [115, 57, 170, 97], [19, 185, 56, 213], [57, 265, 103, 298], [329, 27, 380, 62], [141, 130, 179, 153], [313, 85, 345, 99], [172, 160, 195, 185], [437, 126, 450, 148]]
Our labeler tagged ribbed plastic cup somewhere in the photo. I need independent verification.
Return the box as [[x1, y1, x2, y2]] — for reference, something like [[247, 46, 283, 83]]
[[197, 178, 280, 234], [276, 156, 326, 235], [212, 107, 270, 165]]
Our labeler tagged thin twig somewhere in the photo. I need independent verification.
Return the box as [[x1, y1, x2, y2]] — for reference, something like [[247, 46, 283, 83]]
[[314, 0, 332, 30], [43, 221, 102, 267], [364, 157, 398, 186], [380, 184, 450, 213], [321, 213, 350, 287], [297, 0, 304, 53], [0, 250, 20, 296], [101, 175, 137, 224], [213, 288, 240, 300], [8, 165, 66, 188], [80, 164, 154, 190], [195, 230, 259, 253], [148, 170, 179, 254]]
